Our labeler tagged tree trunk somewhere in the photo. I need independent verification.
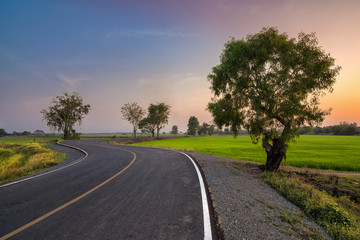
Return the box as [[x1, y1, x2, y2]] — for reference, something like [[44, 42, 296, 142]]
[[156, 129, 159, 139], [133, 129, 136, 140], [263, 138, 287, 171], [63, 129, 69, 140], [151, 130, 155, 138]]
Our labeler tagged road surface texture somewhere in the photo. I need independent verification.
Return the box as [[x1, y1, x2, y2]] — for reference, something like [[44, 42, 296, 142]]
[[0, 140, 212, 240]]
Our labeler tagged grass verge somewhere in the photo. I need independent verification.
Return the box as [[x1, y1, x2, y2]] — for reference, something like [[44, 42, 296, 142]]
[[0, 137, 66, 183], [262, 171, 360, 240]]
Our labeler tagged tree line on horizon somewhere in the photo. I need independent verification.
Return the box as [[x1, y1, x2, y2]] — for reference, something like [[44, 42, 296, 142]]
[[298, 122, 360, 136], [2, 121, 358, 138]]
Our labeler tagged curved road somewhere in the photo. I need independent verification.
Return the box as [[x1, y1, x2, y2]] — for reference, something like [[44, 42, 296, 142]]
[[0, 140, 212, 240]]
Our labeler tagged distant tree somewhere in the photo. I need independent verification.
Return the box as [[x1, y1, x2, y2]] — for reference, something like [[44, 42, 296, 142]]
[[147, 103, 171, 139], [187, 116, 199, 135], [312, 126, 323, 135], [297, 127, 311, 135], [139, 117, 156, 137], [310, 122, 359, 135], [213, 127, 221, 135], [22, 131, 31, 136], [33, 130, 45, 135], [223, 128, 230, 135], [322, 126, 332, 135], [198, 122, 210, 135], [208, 124, 215, 136], [171, 125, 179, 135], [12, 131, 20, 136], [0, 129, 7, 137], [208, 27, 341, 171], [121, 102, 145, 140], [41, 92, 90, 140], [333, 122, 359, 135]]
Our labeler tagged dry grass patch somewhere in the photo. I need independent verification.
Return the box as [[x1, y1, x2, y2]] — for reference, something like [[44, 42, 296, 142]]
[[0, 142, 65, 183]]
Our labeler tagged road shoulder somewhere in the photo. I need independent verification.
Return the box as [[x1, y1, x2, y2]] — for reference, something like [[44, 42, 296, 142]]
[[187, 151, 332, 240]]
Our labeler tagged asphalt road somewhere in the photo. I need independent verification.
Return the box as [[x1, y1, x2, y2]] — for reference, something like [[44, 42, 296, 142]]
[[0, 140, 212, 240]]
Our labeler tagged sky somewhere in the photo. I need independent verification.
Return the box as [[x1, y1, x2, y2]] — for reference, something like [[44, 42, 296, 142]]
[[0, 0, 359, 133]]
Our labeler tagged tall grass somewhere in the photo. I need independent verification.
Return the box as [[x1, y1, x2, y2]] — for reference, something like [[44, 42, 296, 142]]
[[263, 172, 360, 239], [133, 135, 360, 172], [0, 137, 65, 183]]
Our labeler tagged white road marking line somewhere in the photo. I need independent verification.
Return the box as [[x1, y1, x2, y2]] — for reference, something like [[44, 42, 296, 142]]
[[181, 152, 213, 240], [0, 141, 88, 188]]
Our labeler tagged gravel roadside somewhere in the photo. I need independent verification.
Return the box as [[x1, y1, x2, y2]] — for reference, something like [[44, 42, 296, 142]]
[[187, 152, 332, 240]]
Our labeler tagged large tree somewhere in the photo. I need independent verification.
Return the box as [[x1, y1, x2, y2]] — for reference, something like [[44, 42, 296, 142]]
[[148, 103, 171, 138], [41, 92, 90, 140], [187, 116, 200, 136], [208, 27, 341, 171], [121, 102, 145, 139]]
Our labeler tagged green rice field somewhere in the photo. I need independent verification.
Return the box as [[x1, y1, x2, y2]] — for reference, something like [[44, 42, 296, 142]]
[[133, 135, 360, 172]]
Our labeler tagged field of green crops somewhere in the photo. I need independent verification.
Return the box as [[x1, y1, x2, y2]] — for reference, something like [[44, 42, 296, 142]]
[[134, 135, 360, 172]]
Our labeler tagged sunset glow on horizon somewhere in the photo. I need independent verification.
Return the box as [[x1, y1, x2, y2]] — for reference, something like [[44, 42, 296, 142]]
[[1, 0, 359, 133]]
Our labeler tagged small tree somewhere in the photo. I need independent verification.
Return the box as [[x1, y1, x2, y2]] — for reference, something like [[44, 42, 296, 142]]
[[208, 125, 215, 136], [208, 27, 341, 171], [171, 125, 179, 135], [187, 116, 199, 135], [121, 102, 145, 140], [41, 92, 90, 140], [148, 103, 171, 138], [198, 122, 210, 135]]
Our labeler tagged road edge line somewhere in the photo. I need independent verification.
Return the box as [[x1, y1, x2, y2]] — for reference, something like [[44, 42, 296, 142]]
[[180, 152, 213, 240], [0, 141, 88, 188]]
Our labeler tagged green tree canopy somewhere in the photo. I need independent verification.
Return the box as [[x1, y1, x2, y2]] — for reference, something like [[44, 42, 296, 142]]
[[208, 27, 341, 171], [198, 122, 210, 135], [187, 116, 199, 136], [148, 103, 171, 138], [139, 116, 156, 137], [121, 102, 145, 139], [41, 92, 90, 140], [171, 125, 179, 135], [208, 124, 215, 136]]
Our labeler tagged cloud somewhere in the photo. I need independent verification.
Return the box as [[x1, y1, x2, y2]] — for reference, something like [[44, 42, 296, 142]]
[[104, 29, 195, 40]]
